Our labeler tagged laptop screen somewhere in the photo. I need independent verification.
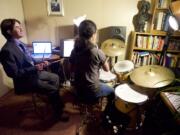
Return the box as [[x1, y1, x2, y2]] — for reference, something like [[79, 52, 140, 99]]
[[61, 39, 75, 57], [32, 42, 52, 54]]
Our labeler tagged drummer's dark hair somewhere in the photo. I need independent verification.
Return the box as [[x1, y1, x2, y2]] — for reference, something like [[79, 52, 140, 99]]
[[78, 20, 97, 39]]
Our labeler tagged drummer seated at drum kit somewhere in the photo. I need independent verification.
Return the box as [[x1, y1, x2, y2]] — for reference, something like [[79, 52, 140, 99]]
[[69, 20, 115, 116]]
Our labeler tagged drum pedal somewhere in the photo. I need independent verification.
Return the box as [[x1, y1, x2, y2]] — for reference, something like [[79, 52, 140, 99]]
[[103, 114, 128, 134]]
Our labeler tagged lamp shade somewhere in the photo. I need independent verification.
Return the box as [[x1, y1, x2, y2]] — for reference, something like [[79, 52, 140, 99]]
[[73, 15, 87, 27], [170, 1, 180, 15], [170, 1, 180, 21]]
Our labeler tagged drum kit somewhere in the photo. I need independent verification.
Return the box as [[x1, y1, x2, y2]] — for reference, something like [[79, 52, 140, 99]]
[[100, 38, 175, 88], [100, 38, 176, 131]]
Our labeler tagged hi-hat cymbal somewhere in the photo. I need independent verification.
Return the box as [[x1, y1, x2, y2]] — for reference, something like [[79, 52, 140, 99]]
[[101, 38, 125, 57], [130, 65, 175, 88]]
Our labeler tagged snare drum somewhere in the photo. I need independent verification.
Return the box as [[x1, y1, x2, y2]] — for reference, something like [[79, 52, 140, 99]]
[[115, 84, 148, 130], [113, 60, 134, 81], [99, 69, 117, 87]]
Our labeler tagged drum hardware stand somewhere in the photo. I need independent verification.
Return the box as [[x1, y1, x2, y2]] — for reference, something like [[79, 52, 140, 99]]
[[123, 103, 143, 130], [106, 56, 118, 70], [104, 115, 126, 135]]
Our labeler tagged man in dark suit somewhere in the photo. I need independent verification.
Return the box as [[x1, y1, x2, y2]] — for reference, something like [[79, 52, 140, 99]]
[[0, 18, 69, 122]]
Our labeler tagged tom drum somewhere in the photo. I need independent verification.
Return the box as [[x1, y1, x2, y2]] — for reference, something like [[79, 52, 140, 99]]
[[99, 69, 117, 87], [113, 60, 134, 81]]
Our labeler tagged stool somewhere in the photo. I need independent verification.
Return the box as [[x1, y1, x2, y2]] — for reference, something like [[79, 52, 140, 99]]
[[75, 97, 103, 135]]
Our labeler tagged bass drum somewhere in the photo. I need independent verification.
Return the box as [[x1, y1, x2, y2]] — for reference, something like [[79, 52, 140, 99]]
[[115, 84, 148, 130]]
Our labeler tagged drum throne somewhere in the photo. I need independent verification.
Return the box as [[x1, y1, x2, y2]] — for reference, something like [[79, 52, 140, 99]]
[[73, 91, 104, 135]]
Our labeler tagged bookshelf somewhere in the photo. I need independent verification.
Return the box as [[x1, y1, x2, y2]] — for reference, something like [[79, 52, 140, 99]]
[[126, 0, 180, 68]]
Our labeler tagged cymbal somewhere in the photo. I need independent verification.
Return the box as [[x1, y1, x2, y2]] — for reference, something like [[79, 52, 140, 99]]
[[101, 38, 125, 57], [130, 65, 175, 88]]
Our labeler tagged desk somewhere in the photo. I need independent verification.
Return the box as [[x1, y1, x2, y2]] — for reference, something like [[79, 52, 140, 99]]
[[27, 45, 61, 62], [44, 54, 61, 62], [160, 92, 180, 125], [32, 54, 61, 62]]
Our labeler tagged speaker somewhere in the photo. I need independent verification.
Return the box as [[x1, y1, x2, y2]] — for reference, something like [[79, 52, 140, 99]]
[[98, 26, 126, 45]]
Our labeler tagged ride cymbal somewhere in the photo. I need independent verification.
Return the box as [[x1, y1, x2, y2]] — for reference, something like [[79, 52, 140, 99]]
[[130, 65, 175, 88], [101, 38, 125, 57]]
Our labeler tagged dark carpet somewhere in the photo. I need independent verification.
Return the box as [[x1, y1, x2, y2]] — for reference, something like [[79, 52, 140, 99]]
[[0, 89, 179, 135]]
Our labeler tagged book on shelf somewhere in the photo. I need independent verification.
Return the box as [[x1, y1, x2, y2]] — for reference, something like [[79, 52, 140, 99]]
[[136, 35, 147, 49], [157, 37, 165, 50], [132, 51, 160, 67], [168, 39, 180, 51], [161, 13, 170, 31], [158, 0, 170, 8], [132, 51, 180, 68], [152, 36, 158, 49], [155, 12, 166, 30], [164, 53, 180, 68], [136, 35, 165, 50], [137, 35, 143, 48], [154, 11, 170, 31], [147, 36, 154, 49]]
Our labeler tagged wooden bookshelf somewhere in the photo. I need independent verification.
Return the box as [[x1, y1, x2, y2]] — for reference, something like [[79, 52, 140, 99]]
[[126, 31, 180, 67], [126, 0, 180, 68]]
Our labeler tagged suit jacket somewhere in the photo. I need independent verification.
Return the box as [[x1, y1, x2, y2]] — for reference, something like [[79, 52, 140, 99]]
[[0, 40, 38, 94]]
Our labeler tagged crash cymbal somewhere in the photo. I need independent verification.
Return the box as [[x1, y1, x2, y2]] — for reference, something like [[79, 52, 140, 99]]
[[101, 38, 125, 57], [130, 65, 175, 88]]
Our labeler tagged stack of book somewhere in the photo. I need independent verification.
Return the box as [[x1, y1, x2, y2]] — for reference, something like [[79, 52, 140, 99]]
[[136, 35, 165, 50], [132, 52, 160, 67], [158, 0, 170, 8], [132, 51, 180, 68]]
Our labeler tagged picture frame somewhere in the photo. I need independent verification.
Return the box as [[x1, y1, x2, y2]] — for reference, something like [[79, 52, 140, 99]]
[[47, 0, 64, 16]]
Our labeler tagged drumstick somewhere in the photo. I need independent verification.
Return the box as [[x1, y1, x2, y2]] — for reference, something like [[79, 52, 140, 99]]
[[105, 57, 109, 62], [42, 59, 62, 68], [49, 59, 62, 65]]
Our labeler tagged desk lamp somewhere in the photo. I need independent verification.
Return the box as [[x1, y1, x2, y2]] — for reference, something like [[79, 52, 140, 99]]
[[73, 14, 87, 36], [159, 1, 180, 65]]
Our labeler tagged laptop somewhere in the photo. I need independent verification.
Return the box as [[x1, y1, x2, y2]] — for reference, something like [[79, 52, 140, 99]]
[[60, 39, 75, 57], [31, 41, 52, 59]]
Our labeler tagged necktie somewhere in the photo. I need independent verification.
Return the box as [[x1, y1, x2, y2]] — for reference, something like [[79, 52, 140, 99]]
[[18, 44, 27, 54], [18, 44, 34, 65]]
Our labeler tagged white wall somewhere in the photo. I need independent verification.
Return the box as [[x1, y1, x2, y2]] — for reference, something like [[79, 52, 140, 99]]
[[22, 0, 139, 46]]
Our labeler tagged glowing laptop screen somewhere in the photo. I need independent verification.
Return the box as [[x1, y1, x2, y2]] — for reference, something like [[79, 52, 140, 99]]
[[32, 42, 52, 54]]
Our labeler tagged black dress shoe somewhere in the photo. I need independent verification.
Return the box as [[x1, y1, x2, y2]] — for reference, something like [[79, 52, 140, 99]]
[[52, 112, 69, 122], [58, 112, 69, 122]]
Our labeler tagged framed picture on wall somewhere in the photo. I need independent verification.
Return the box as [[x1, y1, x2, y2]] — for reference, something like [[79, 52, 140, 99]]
[[47, 0, 64, 16]]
